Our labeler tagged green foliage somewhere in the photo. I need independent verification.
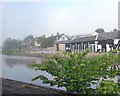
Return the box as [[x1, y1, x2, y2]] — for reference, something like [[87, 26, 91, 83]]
[[95, 28, 105, 33], [2, 38, 22, 54], [113, 28, 118, 32], [37, 35, 46, 44], [40, 36, 55, 48], [32, 49, 119, 94], [97, 80, 119, 94], [35, 35, 55, 48], [23, 35, 35, 47], [2, 34, 56, 54]]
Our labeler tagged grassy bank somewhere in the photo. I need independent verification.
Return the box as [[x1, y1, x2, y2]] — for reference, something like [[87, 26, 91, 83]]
[[2, 49, 105, 58], [2, 50, 62, 58]]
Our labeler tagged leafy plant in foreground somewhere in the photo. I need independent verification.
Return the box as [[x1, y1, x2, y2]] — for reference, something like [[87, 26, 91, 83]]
[[32, 49, 119, 95]]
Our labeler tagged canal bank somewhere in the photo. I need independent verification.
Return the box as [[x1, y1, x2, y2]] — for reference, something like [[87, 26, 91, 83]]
[[1, 78, 68, 95], [2, 50, 63, 58]]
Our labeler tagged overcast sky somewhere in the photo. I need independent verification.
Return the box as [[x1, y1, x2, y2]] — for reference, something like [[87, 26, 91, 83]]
[[0, 0, 119, 46]]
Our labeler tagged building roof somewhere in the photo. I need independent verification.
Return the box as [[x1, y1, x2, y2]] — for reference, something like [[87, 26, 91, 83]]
[[66, 31, 120, 44], [54, 33, 70, 40], [66, 35, 96, 43], [98, 31, 119, 40], [97, 35, 108, 41]]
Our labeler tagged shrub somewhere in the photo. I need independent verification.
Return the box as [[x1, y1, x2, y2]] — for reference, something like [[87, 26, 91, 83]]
[[32, 49, 119, 95]]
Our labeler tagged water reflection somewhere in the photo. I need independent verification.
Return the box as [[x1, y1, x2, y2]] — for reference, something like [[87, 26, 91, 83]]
[[2, 55, 66, 90], [3, 55, 44, 68], [4, 58, 38, 68]]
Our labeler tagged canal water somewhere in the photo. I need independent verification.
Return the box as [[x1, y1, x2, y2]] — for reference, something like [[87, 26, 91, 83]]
[[1, 54, 65, 90]]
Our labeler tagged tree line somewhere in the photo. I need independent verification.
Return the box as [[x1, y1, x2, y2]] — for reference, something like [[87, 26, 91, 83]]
[[2, 34, 56, 54]]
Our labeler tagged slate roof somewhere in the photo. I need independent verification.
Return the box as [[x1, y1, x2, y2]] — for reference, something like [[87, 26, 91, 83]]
[[97, 31, 119, 40], [66, 31, 120, 43], [97, 35, 109, 41], [66, 35, 96, 43]]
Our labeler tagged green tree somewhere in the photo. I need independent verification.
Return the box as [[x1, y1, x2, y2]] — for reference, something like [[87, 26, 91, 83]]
[[95, 28, 105, 33], [113, 28, 118, 32], [40, 36, 55, 48], [36, 35, 55, 48], [47, 36, 55, 47], [36, 35, 46, 44], [32, 49, 119, 95], [23, 35, 35, 48], [3, 38, 22, 54]]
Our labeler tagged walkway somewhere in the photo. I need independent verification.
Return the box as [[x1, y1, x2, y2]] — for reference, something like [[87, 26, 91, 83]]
[[1, 78, 68, 96]]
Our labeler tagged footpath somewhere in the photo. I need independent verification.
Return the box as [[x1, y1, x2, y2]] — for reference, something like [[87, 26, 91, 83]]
[[1, 78, 70, 96]]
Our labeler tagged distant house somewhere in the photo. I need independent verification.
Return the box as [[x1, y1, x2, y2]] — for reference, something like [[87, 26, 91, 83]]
[[55, 34, 70, 51], [65, 31, 120, 53]]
